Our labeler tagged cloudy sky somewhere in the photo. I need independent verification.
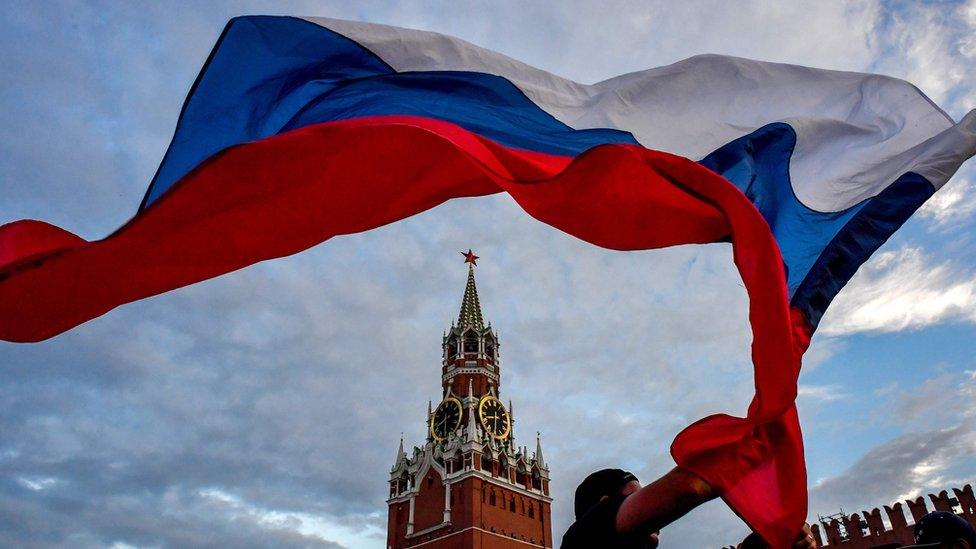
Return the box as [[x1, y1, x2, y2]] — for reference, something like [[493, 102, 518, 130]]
[[2, 0, 976, 547]]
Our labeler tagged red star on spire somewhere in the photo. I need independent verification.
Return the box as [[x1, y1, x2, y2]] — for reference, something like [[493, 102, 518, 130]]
[[461, 249, 479, 266]]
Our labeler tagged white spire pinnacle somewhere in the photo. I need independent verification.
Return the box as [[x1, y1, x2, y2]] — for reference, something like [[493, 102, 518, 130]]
[[466, 405, 481, 443], [508, 399, 515, 440], [535, 431, 546, 468], [396, 433, 406, 464]]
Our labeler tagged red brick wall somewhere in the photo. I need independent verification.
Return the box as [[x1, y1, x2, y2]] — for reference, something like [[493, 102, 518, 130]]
[[446, 372, 493, 397], [406, 527, 546, 549], [388, 500, 409, 549], [474, 478, 551, 547], [414, 469, 446, 533], [390, 475, 552, 548], [808, 484, 976, 549]]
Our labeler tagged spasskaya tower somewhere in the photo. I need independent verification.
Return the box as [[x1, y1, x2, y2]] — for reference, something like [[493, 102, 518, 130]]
[[387, 251, 552, 548]]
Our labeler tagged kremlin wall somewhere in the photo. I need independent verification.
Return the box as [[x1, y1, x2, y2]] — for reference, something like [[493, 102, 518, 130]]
[[810, 483, 975, 548]]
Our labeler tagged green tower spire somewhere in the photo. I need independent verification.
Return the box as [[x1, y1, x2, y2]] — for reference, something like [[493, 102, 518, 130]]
[[458, 250, 485, 330]]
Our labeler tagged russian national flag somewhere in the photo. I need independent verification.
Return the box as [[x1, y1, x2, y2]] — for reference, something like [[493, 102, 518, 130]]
[[1, 15, 974, 546]]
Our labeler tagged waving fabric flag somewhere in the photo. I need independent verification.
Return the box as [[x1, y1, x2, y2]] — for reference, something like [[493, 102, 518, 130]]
[[2, 15, 975, 546]]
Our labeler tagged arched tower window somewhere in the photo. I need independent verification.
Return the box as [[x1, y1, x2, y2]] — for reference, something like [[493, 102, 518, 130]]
[[484, 335, 495, 359], [463, 330, 479, 353], [489, 490, 497, 506], [447, 337, 457, 359], [481, 453, 492, 471]]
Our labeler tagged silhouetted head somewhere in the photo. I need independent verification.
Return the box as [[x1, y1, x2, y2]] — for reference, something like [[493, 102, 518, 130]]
[[573, 468, 639, 519], [903, 511, 976, 549]]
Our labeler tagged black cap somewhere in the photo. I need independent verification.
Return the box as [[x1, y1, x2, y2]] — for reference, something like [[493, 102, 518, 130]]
[[901, 511, 976, 548], [573, 468, 639, 519]]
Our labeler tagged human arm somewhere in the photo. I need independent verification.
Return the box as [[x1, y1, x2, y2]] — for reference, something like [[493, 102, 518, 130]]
[[561, 467, 713, 548], [615, 466, 717, 536]]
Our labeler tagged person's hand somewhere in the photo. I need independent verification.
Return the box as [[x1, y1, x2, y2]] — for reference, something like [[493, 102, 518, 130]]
[[736, 531, 763, 549], [791, 523, 817, 549], [737, 523, 817, 549]]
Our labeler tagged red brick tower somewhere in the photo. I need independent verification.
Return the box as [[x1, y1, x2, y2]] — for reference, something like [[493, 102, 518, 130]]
[[387, 251, 552, 548]]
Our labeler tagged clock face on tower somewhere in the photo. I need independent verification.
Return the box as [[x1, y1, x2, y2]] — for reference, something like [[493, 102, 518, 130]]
[[430, 397, 463, 441], [478, 395, 511, 439]]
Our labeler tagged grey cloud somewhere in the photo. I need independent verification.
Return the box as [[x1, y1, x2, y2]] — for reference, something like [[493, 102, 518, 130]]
[[809, 370, 976, 517], [895, 370, 976, 428], [0, 482, 347, 549], [809, 424, 976, 516]]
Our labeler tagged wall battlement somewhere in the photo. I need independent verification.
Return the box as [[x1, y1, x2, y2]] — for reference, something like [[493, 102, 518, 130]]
[[810, 483, 975, 548]]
